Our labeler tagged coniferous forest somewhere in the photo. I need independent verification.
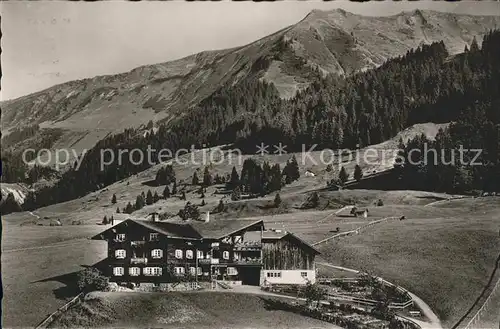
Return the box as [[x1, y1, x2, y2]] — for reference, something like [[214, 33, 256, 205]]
[[17, 30, 500, 210]]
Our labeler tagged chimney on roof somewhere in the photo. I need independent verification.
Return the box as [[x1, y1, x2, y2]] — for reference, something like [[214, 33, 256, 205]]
[[204, 211, 210, 223]]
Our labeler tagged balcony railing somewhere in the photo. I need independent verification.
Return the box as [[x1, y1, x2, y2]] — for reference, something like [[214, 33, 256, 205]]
[[130, 257, 148, 264], [199, 258, 219, 265], [233, 257, 262, 265], [234, 241, 262, 250]]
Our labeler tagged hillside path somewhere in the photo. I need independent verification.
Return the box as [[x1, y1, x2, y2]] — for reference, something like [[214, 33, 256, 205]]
[[316, 262, 443, 329]]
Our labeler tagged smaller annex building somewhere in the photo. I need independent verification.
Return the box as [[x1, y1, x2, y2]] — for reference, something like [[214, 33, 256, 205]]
[[91, 217, 319, 287]]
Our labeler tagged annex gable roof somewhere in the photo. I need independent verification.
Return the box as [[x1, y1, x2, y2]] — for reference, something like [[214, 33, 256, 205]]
[[188, 219, 264, 239], [262, 230, 320, 255]]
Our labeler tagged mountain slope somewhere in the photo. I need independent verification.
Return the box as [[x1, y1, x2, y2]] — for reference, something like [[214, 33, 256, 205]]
[[2, 9, 499, 165]]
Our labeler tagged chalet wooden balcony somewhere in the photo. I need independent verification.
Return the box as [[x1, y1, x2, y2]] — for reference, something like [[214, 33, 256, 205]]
[[198, 258, 220, 265], [233, 241, 262, 251], [232, 257, 262, 265], [130, 257, 148, 264], [130, 241, 146, 246]]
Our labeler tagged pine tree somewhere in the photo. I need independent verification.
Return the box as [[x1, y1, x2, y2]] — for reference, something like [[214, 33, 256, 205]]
[[339, 167, 349, 185], [116, 207, 120, 214], [155, 165, 176, 185], [274, 193, 282, 207], [269, 164, 282, 193], [163, 185, 170, 199], [172, 180, 177, 195], [153, 191, 160, 203], [354, 165, 363, 181], [125, 202, 134, 214], [192, 172, 199, 185], [203, 167, 213, 186], [470, 36, 480, 52], [282, 156, 300, 184], [229, 167, 240, 189], [216, 199, 225, 213], [111, 194, 117, 204], [146, 190, 154, 205], [201, 199, 206, 206], [135, 195, 145, 210], [303, 192, 320, 209], [102, 215, 108, 225]]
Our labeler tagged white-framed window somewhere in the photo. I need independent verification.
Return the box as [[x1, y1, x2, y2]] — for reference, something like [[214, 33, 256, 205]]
[[227, 267, 238, 276], [197, 267, 202, 276], [267, 271, 281, 278], [197, 250, 204, 259], [301, 272, 308, 278], [189, 267, 196, 276], [151, 249, 163, 259], [113, 267, 124, 276], [175, 249, 183, 259], [222, 251, 230, 260], [174, 267, 185, 276], [233, 252, 240, 261], [186, 250, 194, 259], [115, 249, 126, 259], [144, 267, 162, 276], [150, 233, 160, 241], [115, 233, 126, 242], [129, 267, 140, 276]]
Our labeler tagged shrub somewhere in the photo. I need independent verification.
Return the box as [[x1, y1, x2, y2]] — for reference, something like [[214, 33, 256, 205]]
[[304, 282, 326, 307], [231, 186, 242, 201], [76, 268, 109, 292], [215, 199, 226, 213], [178, 202, 200, 221]]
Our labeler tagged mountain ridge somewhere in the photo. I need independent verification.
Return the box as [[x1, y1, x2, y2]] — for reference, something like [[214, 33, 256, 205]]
[[2, 9, 499, 167]]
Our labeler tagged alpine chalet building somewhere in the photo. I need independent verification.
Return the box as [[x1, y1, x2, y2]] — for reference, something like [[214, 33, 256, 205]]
[[91, 216, 319, 287]]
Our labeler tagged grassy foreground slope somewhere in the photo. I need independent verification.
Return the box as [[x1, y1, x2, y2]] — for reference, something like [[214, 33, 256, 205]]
[[1, 223, 107, 328], [49, 292, 335, 329], [317, 197, 500, 327]]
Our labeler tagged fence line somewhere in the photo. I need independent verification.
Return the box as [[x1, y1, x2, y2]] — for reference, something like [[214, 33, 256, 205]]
[[313, 216, 399, 246], [452, 253, 500, 329], [35, 292, 85, 329], [463, 278, 500, 329]]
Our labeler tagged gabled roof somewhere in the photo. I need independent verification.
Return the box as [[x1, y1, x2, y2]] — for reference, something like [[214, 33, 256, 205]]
[[262, 230, 320, 255], [91, 219, 201, 240], [90, 218, 318, 254], [135, 220, 202, 239], [91, 218, 263, 241]]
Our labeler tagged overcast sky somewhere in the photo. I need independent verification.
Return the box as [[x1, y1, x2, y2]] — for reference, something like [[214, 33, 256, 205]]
[[1, 1, 499, 100]]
